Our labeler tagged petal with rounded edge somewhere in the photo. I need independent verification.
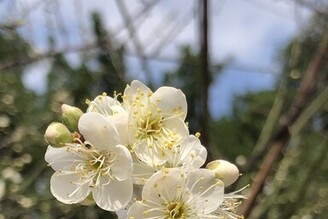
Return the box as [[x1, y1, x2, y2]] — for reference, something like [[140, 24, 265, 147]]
[[93, 178, 133, 211], [132, 139, 168, 166], [151, 86, 187, 120], [78, 112, 119, 150], [190, 145, 207, 168], [186, 169, 224, 213], [109, 105, 129, 145], [110, 145, 133, 181], [45, 145, 83, 171], [123, 80, 152, 109], [50, 173, 90, 204], [163, 117, 189, 138], [179, 135, 207, 168], [87, 95, 117, 116], [132, 158, 156, 185], [128, 80, 152, 95], [142, 168, 186, 204], [127, 201, 159, 219], [116, 209, 128, 219]]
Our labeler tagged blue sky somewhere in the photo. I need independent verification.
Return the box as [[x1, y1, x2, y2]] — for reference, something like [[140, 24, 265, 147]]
[[0, 0, 313, 117]]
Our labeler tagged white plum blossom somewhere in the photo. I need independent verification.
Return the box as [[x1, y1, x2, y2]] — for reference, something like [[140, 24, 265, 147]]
[[127, 168, 225, 219], [132, 135, 207, 184], [45, 112, 133, 211], [122, 80, 189, 166], [44, 80, 247, 218], [86, 92, 129, 145]]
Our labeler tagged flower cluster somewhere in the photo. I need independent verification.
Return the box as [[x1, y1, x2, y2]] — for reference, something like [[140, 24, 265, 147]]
[[44, 80, 246, 218]]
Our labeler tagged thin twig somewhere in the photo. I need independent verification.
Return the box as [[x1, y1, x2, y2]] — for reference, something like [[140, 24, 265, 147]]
[[115, 0, 154, 88]]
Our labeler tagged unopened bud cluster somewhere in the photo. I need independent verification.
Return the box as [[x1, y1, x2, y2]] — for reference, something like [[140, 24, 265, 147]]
[[44, 104, 83, 146]]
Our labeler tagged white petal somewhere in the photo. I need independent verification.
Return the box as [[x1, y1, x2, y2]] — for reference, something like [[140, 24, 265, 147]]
[[78, 112, 119, 150], [45, 145, 83, 171], [128, 80, 152, 95], [132, 139, 168, 166], [132, 158, 156, 184], [186, 169, 224, 213], [151, 86, 187, 120], [50, 173, 90, 204], [179, 135, 207, 168], [123, 80, 152, 109], [163, 117, 189, 138], [87, 95, 117, 116], [86, 95, 129, 145], [116, 209, 128, 219], [93, 178, 133, 211], [127, 201, 159, 219], [142, 168, 186, 204], [108, 105, 129, 145], [191, 146, 207, 168], [110, 145, 133, 181]]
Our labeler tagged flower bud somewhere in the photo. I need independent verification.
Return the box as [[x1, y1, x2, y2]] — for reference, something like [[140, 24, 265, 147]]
[[44, 122, 73, 147], [206, 160, 239, 187], [61, 104, 83, 131]]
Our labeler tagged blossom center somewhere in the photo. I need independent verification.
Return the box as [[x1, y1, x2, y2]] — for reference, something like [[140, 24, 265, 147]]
[[136, 112, 163, 138], [69, 144, 115, 188], [165, 201, 186, 219]]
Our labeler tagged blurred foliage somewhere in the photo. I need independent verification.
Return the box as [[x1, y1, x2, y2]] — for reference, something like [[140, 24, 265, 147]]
[[211, 91, 276, 160], [164, 46, 224, 134], [0, 13, 121, 218], [246, 13, 328, 219], [0, 6, 327, 219], [0, 31, 30, 66]]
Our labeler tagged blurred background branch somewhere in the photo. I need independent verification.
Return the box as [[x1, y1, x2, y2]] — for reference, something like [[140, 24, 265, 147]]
[[1, 0, 328, 218], [239, 29, 328, 217]]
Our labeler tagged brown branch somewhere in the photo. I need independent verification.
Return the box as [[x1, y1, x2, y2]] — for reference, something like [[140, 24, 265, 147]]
[[239, 31, 328, 217], [0, 43, 199, 71], [0, 21, 23, 30], [0, 42, 98, 71], [0, 41, 279, 75], [199, 0, 212, 163], [241, 79, 287, 174]]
